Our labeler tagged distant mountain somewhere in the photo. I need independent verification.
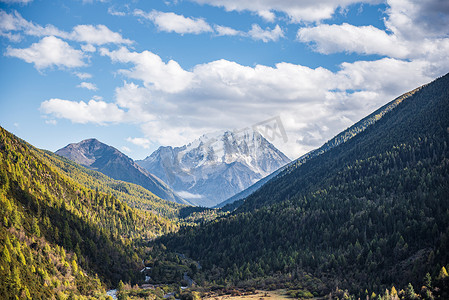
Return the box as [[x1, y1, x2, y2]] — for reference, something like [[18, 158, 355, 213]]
[[137, 130, 290, 207], [56, 139, 190, 205], [162, 73, 449, 295], [216, 83, 425, 208]]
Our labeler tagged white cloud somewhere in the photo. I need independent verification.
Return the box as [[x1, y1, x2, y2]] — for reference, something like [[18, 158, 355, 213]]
[[248, 24, 284, 42], [77, 82, 98, 91], [70, 24, 132, 45], [74, 72, 92, 79], [0, 31, 21, 42], [131, 8, 284, 42], [134, 9, 213, 34], [81, 44, 96, 52], [0, 10, 66, 38], [385, 0, 449, 40], [6, 36, 86, 69], [214, 25, 242, 36], [40, 98, 125, 124], [100, 47, 194, 93], [188, 0, 376, 23], [126, 137, 151, 149], [298, 23, 409, 58], [0, 10, 132, 45], [257, 10, 276, 22], [296, 0, 449, 68]]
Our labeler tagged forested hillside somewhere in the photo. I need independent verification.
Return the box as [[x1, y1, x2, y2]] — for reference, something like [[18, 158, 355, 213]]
[[42, 149, 185, 219], [0, 127, 177, 299], [161, 74, 449, 297]]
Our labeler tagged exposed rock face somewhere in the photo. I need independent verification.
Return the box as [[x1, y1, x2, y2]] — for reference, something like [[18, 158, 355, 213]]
[[56, 139, 188, 205], [137, 130, 290, 207]]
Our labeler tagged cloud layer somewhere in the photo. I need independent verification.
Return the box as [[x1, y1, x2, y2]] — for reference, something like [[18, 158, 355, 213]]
[[41, 47, 434, 157]]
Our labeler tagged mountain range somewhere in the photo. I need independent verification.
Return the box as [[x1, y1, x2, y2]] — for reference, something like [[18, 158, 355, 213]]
[[55, 138, 190, 205], [136, 130, 291, 207]]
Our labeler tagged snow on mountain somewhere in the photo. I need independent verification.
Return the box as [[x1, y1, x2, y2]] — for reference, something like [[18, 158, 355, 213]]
[[136, 129, 291, 207]]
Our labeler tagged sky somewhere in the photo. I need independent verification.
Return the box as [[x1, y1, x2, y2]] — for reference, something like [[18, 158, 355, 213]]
[[0, 0, 448, 160]]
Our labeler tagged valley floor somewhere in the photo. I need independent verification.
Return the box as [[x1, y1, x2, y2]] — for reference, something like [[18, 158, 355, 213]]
[[203, 289, 293, 300]]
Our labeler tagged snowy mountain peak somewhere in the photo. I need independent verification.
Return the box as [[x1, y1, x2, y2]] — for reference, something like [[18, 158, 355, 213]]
[[136, 129, 290, 207]]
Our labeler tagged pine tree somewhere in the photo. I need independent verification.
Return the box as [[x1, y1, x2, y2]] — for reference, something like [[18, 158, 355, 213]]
[[424, 272, 432, 288]]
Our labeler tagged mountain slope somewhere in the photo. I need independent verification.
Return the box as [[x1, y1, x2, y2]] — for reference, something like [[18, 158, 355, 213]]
[[56, 139, 189, 205], [41, 149, 185, 219], [137, 130, 290, 207], [216, 84, 425, 208], [161, 73, 449, 295], [0, 127, 177, 299]]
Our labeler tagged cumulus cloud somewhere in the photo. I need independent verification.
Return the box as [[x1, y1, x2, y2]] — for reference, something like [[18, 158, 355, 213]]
[[248, 24, 284, 42], [385, 0, 449, 39], [100, 47, 194, 93], [74, 72, 92, 79], [296, 0, 449, 71], [298, 23, 409, 58], [134, 9, 213, 34], [126, 137, 151, 149], [6, 36, 86, 69], [81, 44, 96, 52], [77, 82, 98, 91], [70, 24, 132, 45], [40, 98, 125, 124], [214, 25, 242, 36], [0, 10, 132, 46], [257, 10, 276, 22], [188, 0, 374, 23], [131, 8, 283, 42]]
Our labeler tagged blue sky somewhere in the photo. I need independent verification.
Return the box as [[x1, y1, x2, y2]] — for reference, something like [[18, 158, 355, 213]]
[[1, 0, 448, 160]]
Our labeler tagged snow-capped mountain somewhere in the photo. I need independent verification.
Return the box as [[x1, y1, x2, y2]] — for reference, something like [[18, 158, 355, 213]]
[[136, 130, 291, 207]]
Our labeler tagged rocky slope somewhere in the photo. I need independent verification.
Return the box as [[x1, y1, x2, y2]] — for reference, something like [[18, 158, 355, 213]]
[[137, 130, 290, 207], [56, 139, 189, 205]]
